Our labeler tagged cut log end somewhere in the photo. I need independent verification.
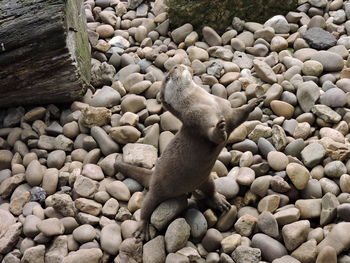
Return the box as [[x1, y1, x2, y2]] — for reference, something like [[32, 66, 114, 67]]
[[0, 0, 91, 108]]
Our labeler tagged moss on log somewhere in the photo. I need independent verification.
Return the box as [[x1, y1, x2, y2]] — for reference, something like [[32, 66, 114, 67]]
[[168, 0, 298, 35], [0, 0, 91, 108]]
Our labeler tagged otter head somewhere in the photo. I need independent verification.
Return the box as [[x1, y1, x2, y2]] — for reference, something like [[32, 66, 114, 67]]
[[160, 64, 194, 110], [165, 64, 194, 89]]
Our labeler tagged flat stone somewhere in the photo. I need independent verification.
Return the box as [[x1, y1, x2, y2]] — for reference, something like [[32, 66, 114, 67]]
[[295, 199, 322, 219], [303, 28, 337, 50], [311, 51, 344, 72], [311, 104, 342, 123], [36, 218, 64, 236], [62, 248, 103, 263], [122, 143, 157, 169]]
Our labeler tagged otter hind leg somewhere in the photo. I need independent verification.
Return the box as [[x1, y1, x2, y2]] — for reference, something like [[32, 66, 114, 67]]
[[200, 177, 231, 212], [115, 154, 152, 188], [134, 189, 168, 241]]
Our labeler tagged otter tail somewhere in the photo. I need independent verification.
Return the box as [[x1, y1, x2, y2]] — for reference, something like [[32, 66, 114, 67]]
[[115, 156, 152, 188]]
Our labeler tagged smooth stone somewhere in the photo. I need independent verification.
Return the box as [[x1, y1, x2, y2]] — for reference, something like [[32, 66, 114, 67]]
[[165, 218, 190, 253], [316, 246, 337, 263], [100, 223, 122, 255], [311, 51, 344, 72], [105, 181, 130, 201], [300, 142, 325, 168], [291, 239, 317, 263], [143, 235, 166, 263], [295, 199, 322, 219], [282, 220, 310, 251], [90, 126, 120, 156], [264, 15, 290, 34], [36, 218, 64, 236], [61, 248, 102, 263], [150, 197, 188, 231], [317, 222, 350, 254], [202, 228, 223, 252], [202, 26, 222, 46], [296, 81, 320, 113], [270, 100, 294, 119], [184, 209, 208, 240], [72, 224, 96, 243], [251, 233, 287, 262], [320, 88, 347, 107], [25, 160, 43, 186], [82, 164, 104, 181], [267, 151, 289, 171], [257, 211, 279, 238], [286, 163, 310, 190]]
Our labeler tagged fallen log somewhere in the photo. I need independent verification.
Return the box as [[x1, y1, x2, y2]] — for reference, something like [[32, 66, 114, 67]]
[[0, 0, 91, 108], [168, 0, 298, 35]]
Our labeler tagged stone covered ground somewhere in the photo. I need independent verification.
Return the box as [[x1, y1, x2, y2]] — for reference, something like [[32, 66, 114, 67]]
[[3, 0, 350, 262]]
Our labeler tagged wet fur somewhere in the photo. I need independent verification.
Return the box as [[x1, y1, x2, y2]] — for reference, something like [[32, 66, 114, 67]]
[[115, 65, 264, 239]]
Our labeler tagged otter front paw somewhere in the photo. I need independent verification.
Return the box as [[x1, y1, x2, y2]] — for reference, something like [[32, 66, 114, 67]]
[[209, 118, 227, 144], [249, 95, 266, 109]]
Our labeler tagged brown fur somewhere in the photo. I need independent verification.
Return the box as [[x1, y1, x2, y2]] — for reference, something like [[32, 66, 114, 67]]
[[115, 64, 264, 239]]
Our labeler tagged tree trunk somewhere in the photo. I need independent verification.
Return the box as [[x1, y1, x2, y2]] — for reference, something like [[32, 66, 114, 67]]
[[0, 0, 91, 108], [168, 0, 298, 35]]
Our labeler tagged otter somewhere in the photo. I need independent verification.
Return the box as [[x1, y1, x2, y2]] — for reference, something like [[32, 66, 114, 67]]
[[115, 64, 265, 239]]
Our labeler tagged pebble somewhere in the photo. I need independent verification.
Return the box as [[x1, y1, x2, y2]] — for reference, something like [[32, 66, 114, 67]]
[[232, 245, 261, 263], [143, 235, 166, 263], [282, 220, 310, 251], [36, 218, 65, 236], [72, 224, 96, 243], [286, 163, 310, 190]]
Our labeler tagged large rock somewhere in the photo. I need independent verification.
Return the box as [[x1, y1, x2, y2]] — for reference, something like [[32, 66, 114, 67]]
[[168, 0, 297, 34]]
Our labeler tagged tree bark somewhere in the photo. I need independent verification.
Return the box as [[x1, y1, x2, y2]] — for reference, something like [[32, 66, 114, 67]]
[[168, 0, 298, 35], [0, 0, 91, 108]]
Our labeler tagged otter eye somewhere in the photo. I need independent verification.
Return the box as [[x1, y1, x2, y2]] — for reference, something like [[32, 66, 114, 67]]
[[165, 75, 170, 81]]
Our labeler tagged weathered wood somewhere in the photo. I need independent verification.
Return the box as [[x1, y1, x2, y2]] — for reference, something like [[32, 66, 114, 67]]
[[0, 0, 91, 108], [168, 0, 298, 35]]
